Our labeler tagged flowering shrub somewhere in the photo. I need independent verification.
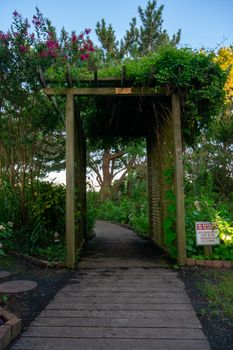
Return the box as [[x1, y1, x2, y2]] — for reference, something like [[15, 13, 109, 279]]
[[0, 7, 95, 88]]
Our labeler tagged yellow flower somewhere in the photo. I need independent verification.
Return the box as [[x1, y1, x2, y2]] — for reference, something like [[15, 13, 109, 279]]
[[215, 47, 233, 102]]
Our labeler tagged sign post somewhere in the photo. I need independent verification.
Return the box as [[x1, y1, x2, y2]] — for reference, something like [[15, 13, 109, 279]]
[[195, 222, 220, 258]]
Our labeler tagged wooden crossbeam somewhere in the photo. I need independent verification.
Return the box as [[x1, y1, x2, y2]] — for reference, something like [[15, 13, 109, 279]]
[[43, 87, 170, 96]]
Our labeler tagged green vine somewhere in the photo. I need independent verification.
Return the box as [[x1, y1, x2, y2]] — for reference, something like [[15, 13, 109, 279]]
[[46, 46, 227, 145]]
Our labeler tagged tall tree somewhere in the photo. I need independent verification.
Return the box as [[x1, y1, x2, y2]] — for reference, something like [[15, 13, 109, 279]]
[[137, 0, 181, 55], [96, 0, 181, 60], [95, 19, 120, 62], [87, 141, 146, 201]]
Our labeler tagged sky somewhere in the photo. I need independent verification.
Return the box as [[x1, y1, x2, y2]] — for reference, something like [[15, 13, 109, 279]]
[[0, 0, 233, 51]]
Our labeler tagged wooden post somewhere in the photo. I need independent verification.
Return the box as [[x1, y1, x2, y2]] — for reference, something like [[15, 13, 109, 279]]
[[146, 137, 153, 239], [66, 93, 76, 268], [74, 103, 86, 246], [204, 246, 213, 258], [172, 94, 187, 265]]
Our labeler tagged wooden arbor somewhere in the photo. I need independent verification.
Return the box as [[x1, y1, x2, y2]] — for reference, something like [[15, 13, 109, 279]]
[[43, 74, 186, 268]]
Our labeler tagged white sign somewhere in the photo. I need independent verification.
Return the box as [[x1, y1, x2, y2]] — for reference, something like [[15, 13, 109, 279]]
[[195, 222, 220, 246]]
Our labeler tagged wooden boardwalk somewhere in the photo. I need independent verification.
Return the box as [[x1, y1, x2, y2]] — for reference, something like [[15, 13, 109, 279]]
[[10, 221, 210, 350]]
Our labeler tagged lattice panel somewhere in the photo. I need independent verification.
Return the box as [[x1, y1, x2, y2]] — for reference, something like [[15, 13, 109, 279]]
[[147, 99, 174, 249]]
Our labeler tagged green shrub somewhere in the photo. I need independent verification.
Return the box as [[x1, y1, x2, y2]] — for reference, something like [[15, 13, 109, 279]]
[[86, 191, 99, 238], [185, 194, 233, 260], [96, 193, 150, 239]]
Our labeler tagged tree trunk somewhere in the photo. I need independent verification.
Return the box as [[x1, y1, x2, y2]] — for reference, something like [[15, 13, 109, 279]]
[[99, 149, 112, 201]]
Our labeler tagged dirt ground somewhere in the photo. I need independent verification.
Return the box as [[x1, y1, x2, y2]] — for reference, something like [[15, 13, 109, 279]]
[[0, 256, 233, 349], [180, 266, 233, 350], [0, 255, 74, 330]]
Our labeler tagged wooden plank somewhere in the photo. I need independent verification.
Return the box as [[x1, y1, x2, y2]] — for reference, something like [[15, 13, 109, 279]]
[[10, 338, 211, 350], [56, 291, 189, 299], [65, 93, 75, 268], [24, 326, 205, 339], [61, 286, 184, 292], [71, 273, 181, 279], [45, 301, 191, 311], [172, 94, 186, 265], [40, 309, 197, 318], [50, 296, 189, 304], [76, 268, 178, 275], [43, 87, 170, 96], [32, 316, 201, 328], [54, 292, 188, 302], [68, 278, 184, 287], [62, 284, 184, 290], [68, 277, 182, 283]]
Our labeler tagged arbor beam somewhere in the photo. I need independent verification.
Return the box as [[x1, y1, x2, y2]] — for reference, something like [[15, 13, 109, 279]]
[[43, 87, 170, 96], [172, 94, 186, 265]]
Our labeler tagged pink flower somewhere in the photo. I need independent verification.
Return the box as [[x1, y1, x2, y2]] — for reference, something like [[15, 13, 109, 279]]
[[71, 33, 77, 44], [30, 33, 35, 40], [80, 53, 89, 61], [40, 50, 48, 57], [19, 45, 28, 53], [13, 10, 19, 17], [32, 17, 41, 26], [48, 50, 57, 57], [48, 31, 55, 38], [84, 28, 91, 35], [0, 32, 9, 41], [80, 54, 86, 61], [46, 39, 59, 50], [78, 33, 84, 40]]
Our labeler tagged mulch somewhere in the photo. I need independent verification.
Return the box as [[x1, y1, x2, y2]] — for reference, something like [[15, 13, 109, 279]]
[[0, 255, 74, 330], [180, 266, 233, 350], [0, 255, 233, 350]]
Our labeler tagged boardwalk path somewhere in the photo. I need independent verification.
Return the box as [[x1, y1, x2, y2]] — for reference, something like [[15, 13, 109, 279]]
[[11, 221, 210, 350]]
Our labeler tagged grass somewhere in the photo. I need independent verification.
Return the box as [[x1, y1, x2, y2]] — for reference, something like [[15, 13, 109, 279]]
[[199, 270, 233, 318]]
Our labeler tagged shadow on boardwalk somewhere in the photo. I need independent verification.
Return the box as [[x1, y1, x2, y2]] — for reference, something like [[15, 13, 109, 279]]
[[80, 220, 172, 268], [10, 220, 210, 350]]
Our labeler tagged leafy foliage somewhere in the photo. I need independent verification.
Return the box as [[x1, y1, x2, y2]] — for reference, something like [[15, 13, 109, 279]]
[[93, 47, 226, 143]]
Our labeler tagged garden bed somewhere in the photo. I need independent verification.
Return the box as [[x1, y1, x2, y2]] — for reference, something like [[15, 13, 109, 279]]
[[180, 266, 233, 350], [0, 256, 73, 332]]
